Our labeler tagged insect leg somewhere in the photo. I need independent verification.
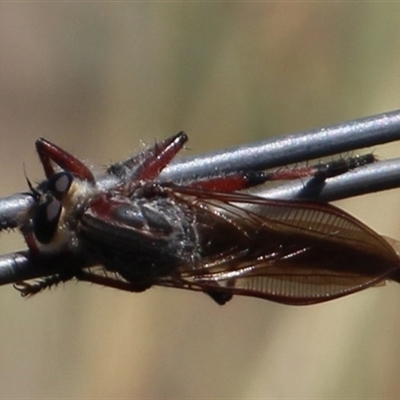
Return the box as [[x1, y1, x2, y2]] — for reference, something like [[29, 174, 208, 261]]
[[184, 172, 268, 192], [35, 138, 95, 182], [73, 270, 152, 293], [185, 154, 376, 192], [132, 131, 188, 180], [107, 131, 188, 179], [14, 270, 75, 297], [265, 153, 376, 182]]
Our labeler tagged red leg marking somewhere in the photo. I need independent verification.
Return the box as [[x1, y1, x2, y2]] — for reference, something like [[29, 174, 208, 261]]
[[134, 131, 188, 180], [109, 131, 187, 177], [188, 172, 267, 192], [186, 169, 316, 192], [36, 138, 95, 182]]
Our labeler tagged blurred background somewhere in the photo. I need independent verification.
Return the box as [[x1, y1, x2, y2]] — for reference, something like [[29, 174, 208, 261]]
[[1, 3, 400, 399]]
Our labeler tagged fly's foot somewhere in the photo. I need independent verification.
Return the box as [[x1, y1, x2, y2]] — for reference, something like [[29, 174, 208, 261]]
[[13, 272, 74, 297], [14, 280, 45, 297]]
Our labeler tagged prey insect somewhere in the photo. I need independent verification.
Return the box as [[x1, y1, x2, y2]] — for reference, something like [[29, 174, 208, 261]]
[[12, 132, 400, 305]]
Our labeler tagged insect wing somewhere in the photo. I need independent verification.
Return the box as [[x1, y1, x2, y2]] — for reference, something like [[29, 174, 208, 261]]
[[167, 188, 400, 305]]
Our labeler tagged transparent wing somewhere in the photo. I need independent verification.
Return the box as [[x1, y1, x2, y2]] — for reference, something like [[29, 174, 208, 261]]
[[159, 187, 400, 305]]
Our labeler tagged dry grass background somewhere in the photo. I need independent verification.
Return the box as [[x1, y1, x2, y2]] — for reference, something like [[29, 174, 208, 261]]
[[0, 3, 400, 399]]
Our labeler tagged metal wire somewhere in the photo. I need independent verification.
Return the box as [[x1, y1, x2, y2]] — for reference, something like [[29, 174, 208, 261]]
[[161, 109, 400, 181]]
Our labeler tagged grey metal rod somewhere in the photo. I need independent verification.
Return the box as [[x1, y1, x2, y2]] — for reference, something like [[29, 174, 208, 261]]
[[161, 109, 400, 181], [251, 157, 400, 201]]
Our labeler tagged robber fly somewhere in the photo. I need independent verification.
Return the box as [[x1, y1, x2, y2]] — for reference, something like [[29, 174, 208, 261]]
[[13, 132, 400, 305]]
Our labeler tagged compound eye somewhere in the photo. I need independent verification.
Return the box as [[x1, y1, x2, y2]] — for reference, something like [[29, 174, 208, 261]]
[[33, 198, 62, 244], [46, 172, 73, 200]]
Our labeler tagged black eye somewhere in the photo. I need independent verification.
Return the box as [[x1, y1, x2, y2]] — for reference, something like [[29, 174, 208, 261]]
[[46, 172, 73, 200], [33, 198, 62, 244]]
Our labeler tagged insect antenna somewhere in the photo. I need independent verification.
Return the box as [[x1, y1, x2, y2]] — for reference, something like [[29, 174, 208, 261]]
[[23, 164, 41, 201]]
